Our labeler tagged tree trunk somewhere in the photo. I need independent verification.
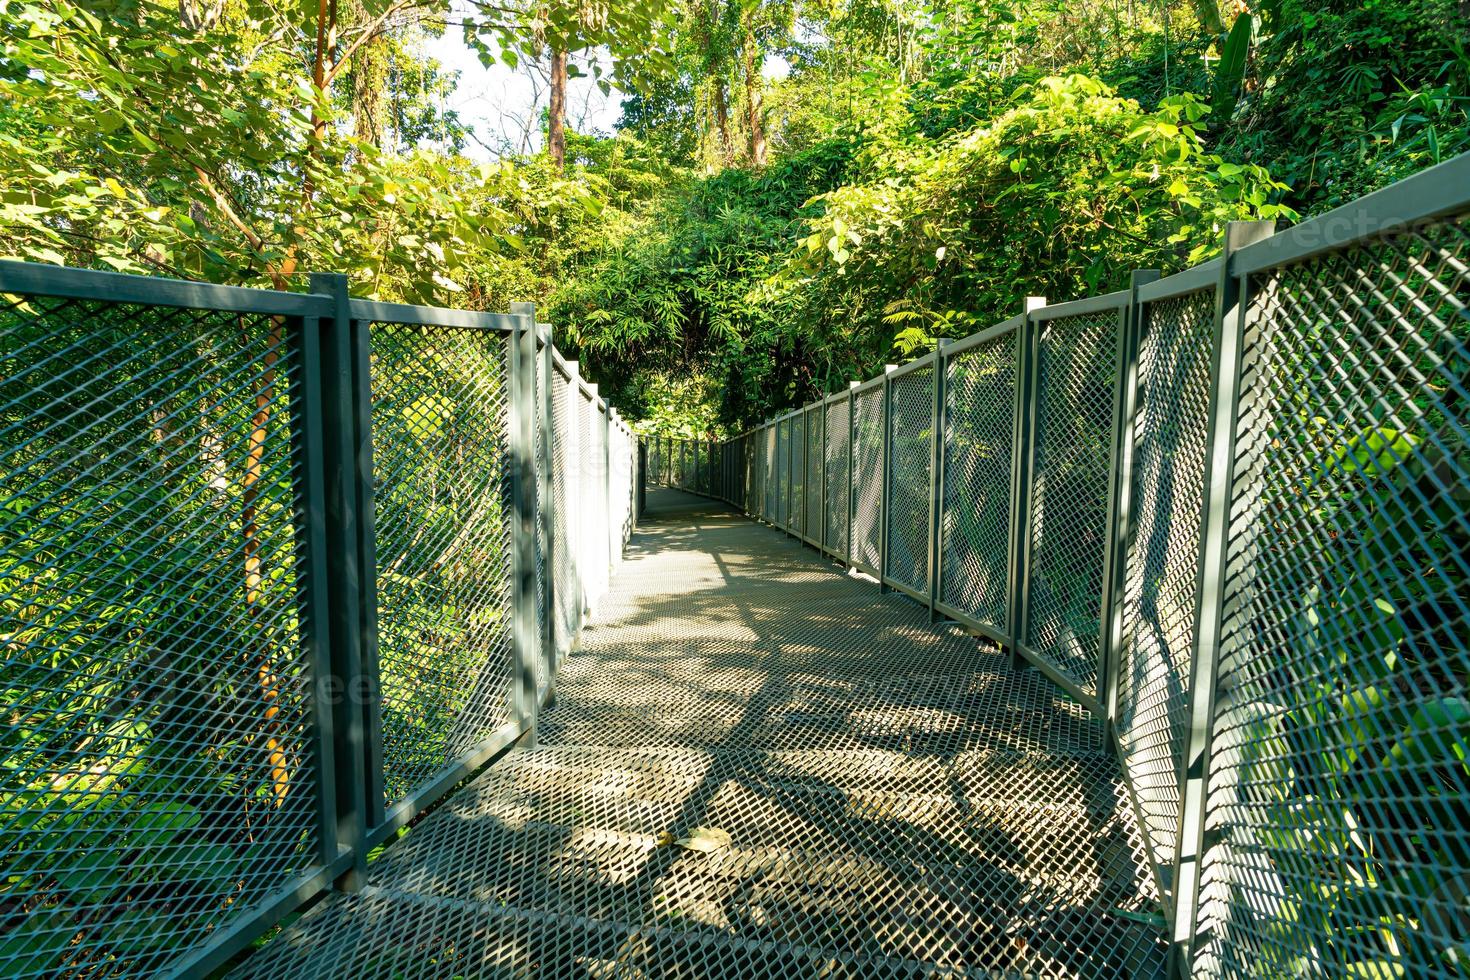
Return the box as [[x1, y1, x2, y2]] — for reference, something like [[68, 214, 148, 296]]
[[1194, 0, 1225, 32], [712, 77, 732, 164], [742, 25, 767, 167], [350, 0, 388, 148], [548, 47, 568, 169]]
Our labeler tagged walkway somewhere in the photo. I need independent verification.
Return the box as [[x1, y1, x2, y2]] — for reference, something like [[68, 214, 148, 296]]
[[233, 490, 1165, 978]]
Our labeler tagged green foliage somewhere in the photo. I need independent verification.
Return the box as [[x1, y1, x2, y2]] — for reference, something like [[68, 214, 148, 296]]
[[1223, 0, 1470, 211], [1210, 12, 1254, 127], [550, 136, 859, 430], [758, 76, 1288, 393]]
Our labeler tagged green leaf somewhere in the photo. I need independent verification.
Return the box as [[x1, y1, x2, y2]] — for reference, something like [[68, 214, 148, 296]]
[[1211, 14, 1254, 126]]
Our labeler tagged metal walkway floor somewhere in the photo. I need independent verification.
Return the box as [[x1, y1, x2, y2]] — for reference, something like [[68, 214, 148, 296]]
[[233, 490, 1164, 979]]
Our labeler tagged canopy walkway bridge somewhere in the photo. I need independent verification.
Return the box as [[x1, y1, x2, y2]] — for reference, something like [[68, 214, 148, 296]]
[[232, 489, 1162, 978], [1, 156, 1467, 980]]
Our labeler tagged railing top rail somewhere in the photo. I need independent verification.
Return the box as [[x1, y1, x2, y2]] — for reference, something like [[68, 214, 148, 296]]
[[0, 259, 331, 317], [1231, 151, 1470, 276], [887, 347, 939, 381], [349, 297, 520, 331], [1137, 258, 1221, 303], [852, 373, 885, 395], [1028, 288, 1128, 321], [940, 312, 1025, 358]]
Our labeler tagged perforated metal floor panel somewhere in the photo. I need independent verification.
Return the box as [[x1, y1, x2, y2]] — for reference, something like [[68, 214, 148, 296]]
[[230, 491, 1165, 979]]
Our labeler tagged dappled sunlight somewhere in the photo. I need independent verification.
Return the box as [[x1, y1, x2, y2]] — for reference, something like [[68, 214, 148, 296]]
[[237, 490, 1165, 978]]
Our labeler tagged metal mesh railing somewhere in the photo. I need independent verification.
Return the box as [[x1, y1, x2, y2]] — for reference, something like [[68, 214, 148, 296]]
[[824, 397, 851, 558], [367, 324, 512, 808], [805, 405, 823, 542], [1023, 305, 1122, 698], [0, 266, 638, 977], [551, 363, 578, 656], [1116, 287, 1216, 883], [775, 416, 790, 529], [852, 386, 885, 573], [941, 329, 1017, 633], [0, 290, 323, 979], [1194, 212, 1470, 979], [697, 158, 1470, 980], [886, 367, 933, 594], [790, 412, 806, 537]]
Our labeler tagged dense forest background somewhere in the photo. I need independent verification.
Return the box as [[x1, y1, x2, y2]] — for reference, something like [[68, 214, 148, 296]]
[[3, 0, 1467, 434]]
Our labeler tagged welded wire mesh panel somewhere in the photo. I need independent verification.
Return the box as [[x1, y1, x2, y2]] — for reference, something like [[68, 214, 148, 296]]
[[1194, 216, 1470, 979], [941, 333, 1016, 630], [887, 367, 933, 593], [1023, 307, 1122, 697], [852, 386, 885, 572], [790, 414, 806, 536], [615, 427, 633, 550], [741, 436, 753, 511], [749, 433, 762, 516], [825, 398, 851, 557], [762, 427, 776, 520], [579, 397, 607, 609], [368, 323, 512, 808], [1116, 288, 1215, 881], [775, 419, 790, 529], [805, 406, 823, 540], [0, 292, 323, 978], [551, 369, 578, 655]]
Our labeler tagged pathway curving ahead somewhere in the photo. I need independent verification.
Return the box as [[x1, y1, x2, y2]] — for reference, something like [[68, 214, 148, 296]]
[[233, 490, 1165, 978]]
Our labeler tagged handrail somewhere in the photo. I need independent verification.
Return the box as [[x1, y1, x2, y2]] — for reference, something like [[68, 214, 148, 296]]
[[660, 155, 1470, 980]]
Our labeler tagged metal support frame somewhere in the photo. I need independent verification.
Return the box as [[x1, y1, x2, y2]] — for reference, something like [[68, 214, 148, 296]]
[[1168, 221, 1276, 979], [508, 305, 540, 745], [846, 381, 858, 569], [1100, 270, 1160, 744], [566, 362, 585, 643], [1006, 297, 1046, 664], [604, 405, 615, 580], [817, 401, 828, 552], [878, 365, 896, 592], [306, 272, 369, 891], [927, 340, 952, 621], [535, 321, 558, 695]]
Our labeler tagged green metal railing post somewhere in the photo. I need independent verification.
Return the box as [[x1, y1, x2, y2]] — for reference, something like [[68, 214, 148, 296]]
[[847, 381, 858, 569], [587, 382, 606, 595], [1169, 221, 1275, 979], [306, 272, 367, 890], [567, 361, 586, 637], [804, 408, 813, 542], [1006, 297, 1046, 664], [818, 400, 828, 553], [879, 364, 896, 592], [605, 405, 616, 574], [1100, 269, 1159, 744], [536, 321, 557, 698], [508, 304, 540, 745], [928, 340, 952, 622]]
